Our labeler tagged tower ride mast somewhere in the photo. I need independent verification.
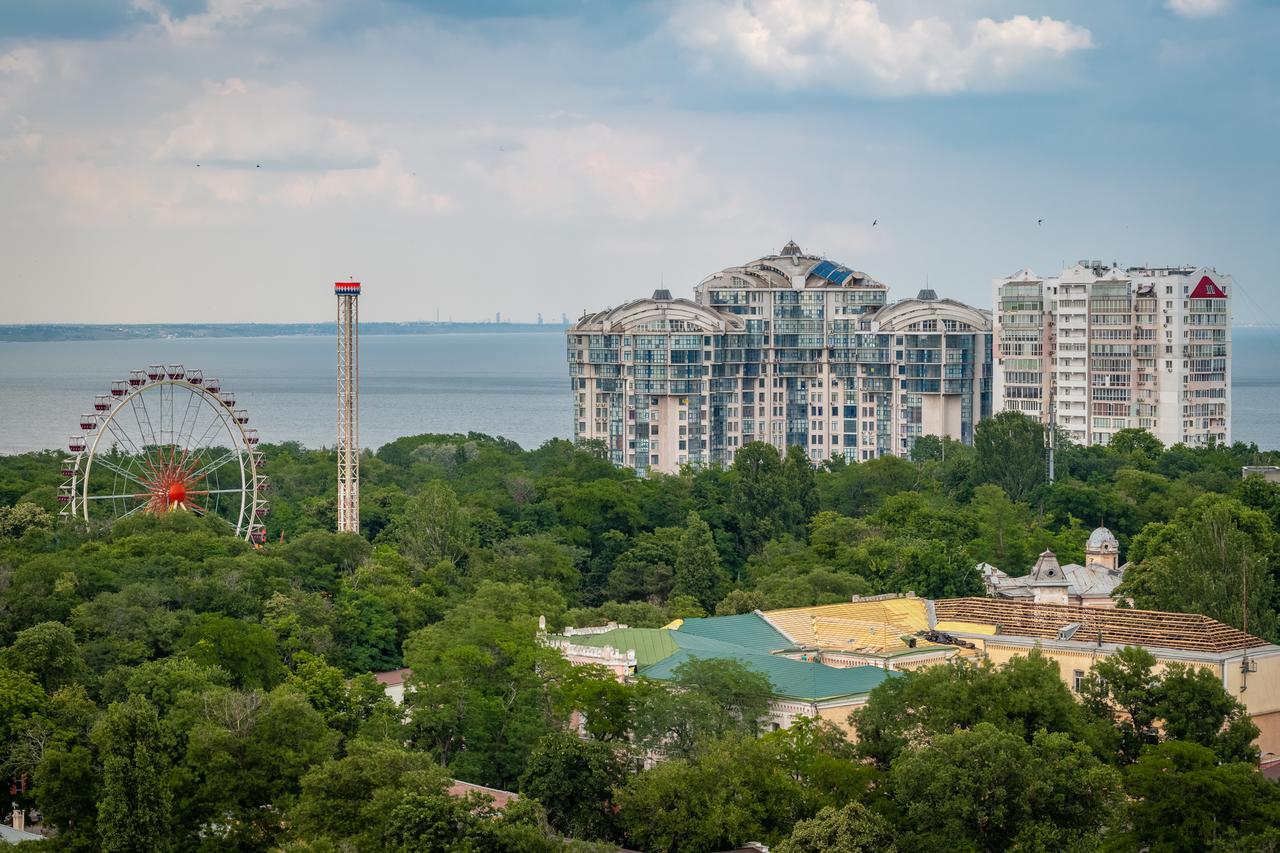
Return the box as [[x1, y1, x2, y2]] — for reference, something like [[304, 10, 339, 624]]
[[335, 281, 361, 533]]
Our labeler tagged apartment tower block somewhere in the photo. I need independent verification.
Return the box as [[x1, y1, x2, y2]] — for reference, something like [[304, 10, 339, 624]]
[[992, 261, 1230, 447], [568, 242, 993, 474]]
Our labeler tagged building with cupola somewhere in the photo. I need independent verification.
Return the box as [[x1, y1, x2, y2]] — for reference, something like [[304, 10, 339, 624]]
[[980, 525, 1128, 608], [567, 242, 992, 474]]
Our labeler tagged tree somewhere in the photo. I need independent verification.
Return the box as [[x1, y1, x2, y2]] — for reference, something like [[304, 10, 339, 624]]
[[974, 411, 1046, 503], [518, 730, 626, 841], [1120, 494, 1278, 640], [715, 588, 765, 615], [890, 723, 1119, 853], [1156, 662, 1259, 763], [853, 652, 1088, 769], [2, 621, 89, 692], [1080, 645, 1160, 762], [0, 667, 45, 748], [178, 613, 284, 689], [390, 482, 474, 567], [731, 442, 785, 553], [780, 444, 820, 536], [92, 696, 174, 853], [182, 686, 338, 846], [776, 801, 897, 853], [0, 501, 53, 538], [1117, 741, 1280, 853], [672, 512, 726, 611], [615, 734, 821, 852]]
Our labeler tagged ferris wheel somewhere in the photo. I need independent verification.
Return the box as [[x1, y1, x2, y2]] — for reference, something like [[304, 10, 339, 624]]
[[58, 364, 268, 543]]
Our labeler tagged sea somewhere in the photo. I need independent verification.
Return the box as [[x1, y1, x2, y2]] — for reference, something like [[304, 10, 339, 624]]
[[1, 327, 1278, 455]]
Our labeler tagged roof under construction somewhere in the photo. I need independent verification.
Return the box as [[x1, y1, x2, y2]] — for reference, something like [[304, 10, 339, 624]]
[[933, 598, 1267, 654]]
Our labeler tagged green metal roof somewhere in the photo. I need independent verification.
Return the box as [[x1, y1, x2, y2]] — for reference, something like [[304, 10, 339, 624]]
[[677, 612, 793, 653], [639, 644, 891, 702], [569, 628, 678, 668], [566, 617, 893, 702]]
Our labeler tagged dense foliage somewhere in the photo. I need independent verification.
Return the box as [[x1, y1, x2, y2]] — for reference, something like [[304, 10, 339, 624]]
[[0, 418, 1277, 850]]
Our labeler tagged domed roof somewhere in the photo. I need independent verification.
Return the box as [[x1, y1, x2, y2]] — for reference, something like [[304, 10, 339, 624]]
[[1087, 526, 1118, 552]]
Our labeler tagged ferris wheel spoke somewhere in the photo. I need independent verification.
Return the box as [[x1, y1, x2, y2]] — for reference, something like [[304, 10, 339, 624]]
[[128, 390, 160, 451], [187, 488, 250, 495], [92, 455, 151, 490], [118, 500, 153, 521], [176, 406, 224, 474], [83, 492, 148, 501], [101, 416, 145, 459], [187, 449, 240, 483]]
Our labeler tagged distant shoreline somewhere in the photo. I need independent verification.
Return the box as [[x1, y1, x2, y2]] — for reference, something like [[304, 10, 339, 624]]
[[0, 322, 570, 342]]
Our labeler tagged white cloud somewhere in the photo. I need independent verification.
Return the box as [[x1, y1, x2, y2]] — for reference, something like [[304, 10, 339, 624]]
[[272, 151, 451, 211], [470, 119, 710, 220], [670, 0, 1093, 94], [154, 77, 374, 167], [132, 0, 311, 40], [1166, 0, 1232, 18]]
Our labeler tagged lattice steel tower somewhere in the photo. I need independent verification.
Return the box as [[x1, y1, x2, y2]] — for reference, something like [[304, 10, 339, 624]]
[[335, 281, 361, 533]]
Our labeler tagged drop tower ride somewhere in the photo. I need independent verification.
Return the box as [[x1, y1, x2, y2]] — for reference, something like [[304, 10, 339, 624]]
[[335, 281, 361, 533]]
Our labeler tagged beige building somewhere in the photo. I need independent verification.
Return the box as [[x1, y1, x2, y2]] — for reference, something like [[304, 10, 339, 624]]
[[568, 242, 992, 474], [550, 594, 1280, 755], [993, 261, 1231, 447]]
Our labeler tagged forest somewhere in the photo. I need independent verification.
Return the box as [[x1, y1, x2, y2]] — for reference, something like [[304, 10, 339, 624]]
[[1, 411, 1278, 851]]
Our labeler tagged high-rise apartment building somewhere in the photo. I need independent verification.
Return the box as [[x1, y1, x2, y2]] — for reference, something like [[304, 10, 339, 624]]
[[993, 261, 1230, 447], [568, 242, 993, 474]]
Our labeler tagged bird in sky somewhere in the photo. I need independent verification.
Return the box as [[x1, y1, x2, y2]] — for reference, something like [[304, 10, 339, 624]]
[[872, 219, 877, 227], [1037, 218, 1044, 226]]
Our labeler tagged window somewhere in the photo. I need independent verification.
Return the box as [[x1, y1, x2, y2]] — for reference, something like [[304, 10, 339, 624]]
[[1073, 670, 1085, 693]]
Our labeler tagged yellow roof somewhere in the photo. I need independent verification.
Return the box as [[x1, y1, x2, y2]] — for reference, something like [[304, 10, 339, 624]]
[[762, 598, 932, 655]]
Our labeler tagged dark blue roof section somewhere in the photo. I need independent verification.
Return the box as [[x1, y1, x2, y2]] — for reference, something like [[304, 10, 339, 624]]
[[809, 259, 857, 285]]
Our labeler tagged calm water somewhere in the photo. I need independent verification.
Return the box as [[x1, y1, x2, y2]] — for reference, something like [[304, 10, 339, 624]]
[[0, 333, 571, 455], [1, 328, 1278, 454]]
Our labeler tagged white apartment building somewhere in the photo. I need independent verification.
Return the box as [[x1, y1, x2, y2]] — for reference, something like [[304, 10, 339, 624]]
[[993, 261, 1231, 447], [568, 242, 992, 474]]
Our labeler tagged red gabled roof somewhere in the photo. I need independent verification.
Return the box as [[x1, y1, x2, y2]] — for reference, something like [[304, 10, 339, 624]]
[[1190, 276, 1225, 299]]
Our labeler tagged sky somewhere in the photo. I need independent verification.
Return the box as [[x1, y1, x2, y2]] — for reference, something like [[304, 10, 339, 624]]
[[1, 0, 1278, 324]]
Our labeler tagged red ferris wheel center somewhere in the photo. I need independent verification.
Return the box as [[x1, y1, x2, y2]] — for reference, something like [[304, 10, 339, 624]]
[[167, 480, 188, 506]]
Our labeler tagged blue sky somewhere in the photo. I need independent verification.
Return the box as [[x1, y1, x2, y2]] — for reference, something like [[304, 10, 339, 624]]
[[1, 0, 1277, 324]]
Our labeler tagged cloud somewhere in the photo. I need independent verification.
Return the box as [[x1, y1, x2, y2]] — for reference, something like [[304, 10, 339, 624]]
[[669, 0, 1093, 94], [132, 0, 311, 39], [154, 78, 376, 168], [1166, 0, 1232, 18], [272, 151, 451, 211], [469, 119, 709, 220]]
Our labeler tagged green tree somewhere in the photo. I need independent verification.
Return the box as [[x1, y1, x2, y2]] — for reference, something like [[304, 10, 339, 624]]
[[390, 481, 474, 567], [0, 501, 53, 538], [974, 411, 1046, 503], [1080, 645, 1162, 762], [776, 801, 897, 853], [731, 442, 785, 553], [92, 696, 174, 853], [853, 653, 1088, 769], [1120, 494, 1278, 640], [891, 724, 1119, 853], [2, 621, 89, 692], [178, 613, 284, 689], [672, 511, 726, 611], [781, 444, 820, 536], [1116, 741, 1280, 852], [0, 667, 45, 748], [518, 730, 626, 841], [1156, 662, 1259, 763], [715, 588, 766, 615]]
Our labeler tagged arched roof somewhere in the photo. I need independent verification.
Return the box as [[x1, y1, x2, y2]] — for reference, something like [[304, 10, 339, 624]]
[[697, 241, 886, 292], [571, 297, 744, 334], [872, 297, 991, 333]]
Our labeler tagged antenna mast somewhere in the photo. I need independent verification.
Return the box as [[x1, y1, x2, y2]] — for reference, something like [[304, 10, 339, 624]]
[[335, 281, 361, 533]]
